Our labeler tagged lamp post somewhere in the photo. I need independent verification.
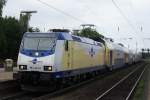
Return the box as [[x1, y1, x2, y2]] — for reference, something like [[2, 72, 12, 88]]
[[20, 10, 37, 32], [136, 41, 138, 55]]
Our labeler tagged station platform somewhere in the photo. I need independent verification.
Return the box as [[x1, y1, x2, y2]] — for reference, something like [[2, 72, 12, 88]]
[[0, 68, 13, 81]]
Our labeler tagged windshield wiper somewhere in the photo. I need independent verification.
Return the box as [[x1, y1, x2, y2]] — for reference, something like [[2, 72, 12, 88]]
[[37, 39, 40, 51]]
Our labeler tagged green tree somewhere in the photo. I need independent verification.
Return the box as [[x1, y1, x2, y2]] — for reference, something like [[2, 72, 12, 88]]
[[0, 1, 34, 60], [0, 16, 22, 59], [19, 14, 29, 33], [75, 28, 105, 43], [0, 0, 6, 16], [0, 17, 7, 57]]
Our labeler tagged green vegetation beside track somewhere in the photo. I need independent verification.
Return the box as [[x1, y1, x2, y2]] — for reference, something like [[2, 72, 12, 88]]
[[132, 60, 150, 100]]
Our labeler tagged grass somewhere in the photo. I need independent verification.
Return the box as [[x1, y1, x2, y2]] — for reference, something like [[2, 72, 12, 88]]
[[132, 63, 149, 100], [133, 78, 145, 100]]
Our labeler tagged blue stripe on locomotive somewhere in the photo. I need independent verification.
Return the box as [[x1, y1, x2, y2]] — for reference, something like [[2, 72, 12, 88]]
[[50, 65, 105, 78]]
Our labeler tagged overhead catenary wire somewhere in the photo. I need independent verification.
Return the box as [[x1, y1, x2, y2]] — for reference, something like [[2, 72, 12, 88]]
[[35, 0, 144, 50], [111, 0, 138, 34], [36, 0, 138, 37], [112, 0, 145, 52], [74, 0, 108, 34], [36, 0, 107, 35], [36, 0, 87, 24], [129, 0, 145, 33]]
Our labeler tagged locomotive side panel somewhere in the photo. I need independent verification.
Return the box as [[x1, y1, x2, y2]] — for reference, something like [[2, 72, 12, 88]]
[[58, 40, 105, 73]]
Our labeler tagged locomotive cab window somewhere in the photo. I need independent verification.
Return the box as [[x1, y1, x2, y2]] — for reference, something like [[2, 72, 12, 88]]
[[21, 33, 57, 51]]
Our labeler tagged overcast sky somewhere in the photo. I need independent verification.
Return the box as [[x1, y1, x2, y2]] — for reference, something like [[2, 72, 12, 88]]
[[2, 0, 150, 52]]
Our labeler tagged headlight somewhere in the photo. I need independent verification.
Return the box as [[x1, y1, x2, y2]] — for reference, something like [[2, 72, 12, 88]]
[[19, 65, 27, 70], [44, 66, 52, 71]]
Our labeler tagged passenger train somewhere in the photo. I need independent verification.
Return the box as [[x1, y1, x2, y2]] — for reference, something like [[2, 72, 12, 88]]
[[13, 29, 141, 91]]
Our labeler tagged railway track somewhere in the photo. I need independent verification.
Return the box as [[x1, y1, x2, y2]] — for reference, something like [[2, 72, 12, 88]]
[[0, 62, 145, 100], [31, 62, 144, 100], [0, 91, 48, 100], [0, 80, 22, 99], [0, 81, 48, 100], [95, 63, 147, 100], [1, 91, 27, 100], [0, 80, 18, 89]]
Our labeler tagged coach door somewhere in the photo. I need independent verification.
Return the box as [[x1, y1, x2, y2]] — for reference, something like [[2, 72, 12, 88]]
[[110, 50, 113, 66], [125, 53, 128, 64]]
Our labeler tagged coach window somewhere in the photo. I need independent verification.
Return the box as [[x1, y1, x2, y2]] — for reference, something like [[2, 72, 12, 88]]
[[72, 36, 81, 42], [97, 43, 102, 47]]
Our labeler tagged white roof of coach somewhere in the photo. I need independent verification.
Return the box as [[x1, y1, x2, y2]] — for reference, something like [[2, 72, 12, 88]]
[[105, 40, 115, 50], [81, 37, 95, 44]]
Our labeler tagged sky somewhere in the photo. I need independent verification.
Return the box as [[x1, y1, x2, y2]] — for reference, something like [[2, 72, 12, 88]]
[[2, 0, 150, 52]]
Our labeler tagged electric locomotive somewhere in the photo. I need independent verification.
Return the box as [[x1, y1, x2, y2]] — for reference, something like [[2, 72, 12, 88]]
[[14, 30, 106, 91]]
